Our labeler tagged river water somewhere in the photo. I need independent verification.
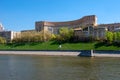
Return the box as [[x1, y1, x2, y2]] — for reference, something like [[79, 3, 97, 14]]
[[0, 55, 120, 80]]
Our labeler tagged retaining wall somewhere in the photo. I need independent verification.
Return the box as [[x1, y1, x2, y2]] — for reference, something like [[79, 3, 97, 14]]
[[0, 50, 120, 57]]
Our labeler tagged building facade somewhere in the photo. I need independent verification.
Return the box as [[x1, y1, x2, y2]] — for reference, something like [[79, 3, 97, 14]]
[[35, 15, 97, 34], [1, 15, 120, 42], [35, 15, 120, 39]]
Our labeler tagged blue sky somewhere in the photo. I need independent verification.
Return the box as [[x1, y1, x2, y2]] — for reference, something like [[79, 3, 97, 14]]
[[0, 0, 120, 31]]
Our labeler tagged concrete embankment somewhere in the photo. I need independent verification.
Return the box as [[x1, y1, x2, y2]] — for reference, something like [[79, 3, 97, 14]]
[[93, 50, 120, 57], [0, 50, 120, 57], [0, 51, 81, 56]]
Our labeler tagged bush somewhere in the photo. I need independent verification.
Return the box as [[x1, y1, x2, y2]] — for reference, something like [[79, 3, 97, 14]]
[[0, 37, 6, 44]]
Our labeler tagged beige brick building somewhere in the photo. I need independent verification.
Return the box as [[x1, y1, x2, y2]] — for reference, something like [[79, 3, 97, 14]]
[[1, 15, 120, 42], [35, 15, 97, 34], [35, 15, 120, 39]]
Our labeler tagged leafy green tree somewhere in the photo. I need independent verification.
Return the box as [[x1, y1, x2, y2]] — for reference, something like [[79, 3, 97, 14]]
[[113, 32, 116, 41], [116, 32, 120, 42], [106, 31, 114, 44], [55, 27, 74, 42]]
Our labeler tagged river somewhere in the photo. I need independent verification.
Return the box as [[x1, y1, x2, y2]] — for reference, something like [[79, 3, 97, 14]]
[[0, 55, 120, 80]]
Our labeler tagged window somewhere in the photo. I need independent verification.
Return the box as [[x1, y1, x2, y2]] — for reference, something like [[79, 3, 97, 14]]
[[48, 27, 53, 33]]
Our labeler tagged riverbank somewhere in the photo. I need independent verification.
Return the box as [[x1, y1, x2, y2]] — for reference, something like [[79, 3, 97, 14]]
[[94, 50, 120, 57], [0, 41, 120, 50], [0, 50, 120, 57], [0, 51, 80, 56]]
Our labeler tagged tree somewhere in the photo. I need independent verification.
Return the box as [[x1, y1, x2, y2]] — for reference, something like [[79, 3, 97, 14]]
[[55, 27, 74, 42], [116, 32, 120, 43], [113, 32, 117, 42], [106, 31, 114, 44], [12, 31, 53, 43], [0, 37, 6, 44]]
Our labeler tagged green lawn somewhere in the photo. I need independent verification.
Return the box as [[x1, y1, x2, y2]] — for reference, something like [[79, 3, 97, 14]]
[[0, 41, 119, 50]]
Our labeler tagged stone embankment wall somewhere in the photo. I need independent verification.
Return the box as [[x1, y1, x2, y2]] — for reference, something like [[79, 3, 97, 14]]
[[0, 50, 93, 57], [0, 50, 120, 57], [93, 50, 120, 57], [0, 51, 80, 56]]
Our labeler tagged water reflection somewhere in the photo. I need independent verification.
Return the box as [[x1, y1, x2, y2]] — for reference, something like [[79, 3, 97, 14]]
[[0, 55, 120, 80]]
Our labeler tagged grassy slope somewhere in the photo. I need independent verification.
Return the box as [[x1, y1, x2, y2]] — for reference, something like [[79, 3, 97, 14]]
[[0, 41, 119, 50]]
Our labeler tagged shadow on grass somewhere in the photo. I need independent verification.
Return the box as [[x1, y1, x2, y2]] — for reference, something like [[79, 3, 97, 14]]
[[50, 41, 65, 45], [113, 42, 120, 47], [28, 42, 43, 46], [7, 42, 43, 48], [7, 43, 26, 48], [50, 40, 93, 45], [95, 42, 120, 49], [95, 42, 106, 49]]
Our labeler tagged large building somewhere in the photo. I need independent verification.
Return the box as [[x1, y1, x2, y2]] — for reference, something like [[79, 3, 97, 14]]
[[35, 15, 97, 34], [1, 15, 120, 42], [35, 15, 120, 39]]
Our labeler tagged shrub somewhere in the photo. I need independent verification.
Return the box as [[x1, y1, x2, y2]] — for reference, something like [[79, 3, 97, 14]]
[[0, 37, 6, 44]]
